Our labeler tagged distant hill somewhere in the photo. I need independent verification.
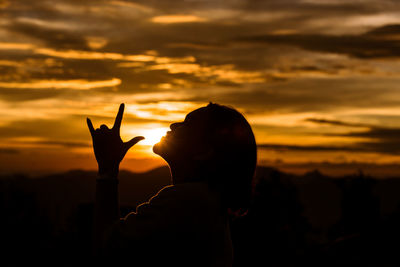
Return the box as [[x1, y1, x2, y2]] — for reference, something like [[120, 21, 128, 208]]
[[2, 166, 400, 234], [0, 166, 171, 232]]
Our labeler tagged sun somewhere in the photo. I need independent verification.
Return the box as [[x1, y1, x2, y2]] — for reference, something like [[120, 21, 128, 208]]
[[140, 127, 169, 146]]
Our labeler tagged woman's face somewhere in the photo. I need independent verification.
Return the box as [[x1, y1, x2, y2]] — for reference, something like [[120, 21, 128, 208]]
[[153, 106, 212, 164]]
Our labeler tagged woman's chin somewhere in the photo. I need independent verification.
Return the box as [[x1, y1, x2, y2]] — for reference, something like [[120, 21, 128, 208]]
[[153, 138, 175, 160], [152, 142, 160, 154], [153, 141, 165, 155]]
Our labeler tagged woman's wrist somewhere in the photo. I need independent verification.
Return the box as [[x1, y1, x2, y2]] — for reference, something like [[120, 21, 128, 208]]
[[97, 173, 119, 181], [98, 164, 119, 179]]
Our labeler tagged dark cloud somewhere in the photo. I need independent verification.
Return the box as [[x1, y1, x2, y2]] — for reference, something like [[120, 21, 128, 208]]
[[341, 127, 400, 141], [6, 21, 89, 50], [101, 20, 275, 61], [125, 0, 396, 15], [236, 0, 393, 14], [0, 148, 20, 154], [305, 118, 372, 128], [368, 24, 400, 36], [3, 0, 399, 98], [288, 117, 400, 155], [0, 88, 62, 102], [1, 1, 60, 20], [0, 117, 89, 140], [236, 24, 400, 59], [259, 137, 400, 155], [186, 77, 400, 114], [258, 143, 363, 152], [125, 75, 400, 117]]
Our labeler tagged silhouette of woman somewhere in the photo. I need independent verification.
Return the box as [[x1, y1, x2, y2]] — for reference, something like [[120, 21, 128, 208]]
[[87, 102, 257, 266]]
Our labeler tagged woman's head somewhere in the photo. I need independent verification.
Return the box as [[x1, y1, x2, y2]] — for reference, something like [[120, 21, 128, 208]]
[[153, 103, 257, 213]]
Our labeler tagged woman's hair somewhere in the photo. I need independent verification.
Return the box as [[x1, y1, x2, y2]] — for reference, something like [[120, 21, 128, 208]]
[[203, 102, 257, 216]]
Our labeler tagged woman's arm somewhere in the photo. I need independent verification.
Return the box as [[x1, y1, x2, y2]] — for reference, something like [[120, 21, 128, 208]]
[[86, 103, 144, 256]]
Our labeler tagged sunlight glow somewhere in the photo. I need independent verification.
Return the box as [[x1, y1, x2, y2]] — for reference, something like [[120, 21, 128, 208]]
[[139, 127, 169, 146]]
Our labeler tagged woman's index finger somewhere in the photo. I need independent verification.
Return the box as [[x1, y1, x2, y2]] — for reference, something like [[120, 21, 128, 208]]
[[113, 103, 125, 131], [87, 118, 95, 135]]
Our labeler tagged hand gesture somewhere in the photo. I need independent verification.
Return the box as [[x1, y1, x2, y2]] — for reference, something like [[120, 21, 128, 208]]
[[87, 103, 144, 176]]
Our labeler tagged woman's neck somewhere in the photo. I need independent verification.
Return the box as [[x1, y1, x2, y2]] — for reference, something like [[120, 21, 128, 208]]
[[169, 162, 208, 185]]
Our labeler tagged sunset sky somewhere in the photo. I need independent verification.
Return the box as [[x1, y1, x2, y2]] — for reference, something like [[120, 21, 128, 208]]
[[1, 0, 400, 176]]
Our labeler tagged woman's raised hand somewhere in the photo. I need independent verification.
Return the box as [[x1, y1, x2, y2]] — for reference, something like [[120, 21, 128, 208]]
[[87, 103, 144, 177]]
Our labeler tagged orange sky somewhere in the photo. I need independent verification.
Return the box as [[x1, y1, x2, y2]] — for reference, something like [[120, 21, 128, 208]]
[[2, 0, 400, 176]]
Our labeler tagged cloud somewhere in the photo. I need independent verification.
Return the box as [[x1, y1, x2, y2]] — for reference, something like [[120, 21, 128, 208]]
[[0, 88, 62, 102], [122, 0, 394, 16], [151, 15, 207, 24], [341, 127, 400, 141], [146, 63, 266, 83], [0, 118, 88, 140], [7, 21, 89, 50], [0, 42, 34, 50], [28, 139, 90, 148], [2, 0, 400, 174], [0, 78, 121, 90], [184, 77, 400, 115], [34, 48, 156, 62], [300, 117, 400, 155], [236, 24, 400, 59]]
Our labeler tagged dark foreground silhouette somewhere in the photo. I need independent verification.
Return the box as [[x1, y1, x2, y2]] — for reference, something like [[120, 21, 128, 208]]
[[87, 103, 257, 266], [2, 167, 400, 266]]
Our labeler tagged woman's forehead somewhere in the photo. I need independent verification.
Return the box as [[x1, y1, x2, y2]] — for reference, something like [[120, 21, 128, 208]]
[[185, 106, 210, 121]]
